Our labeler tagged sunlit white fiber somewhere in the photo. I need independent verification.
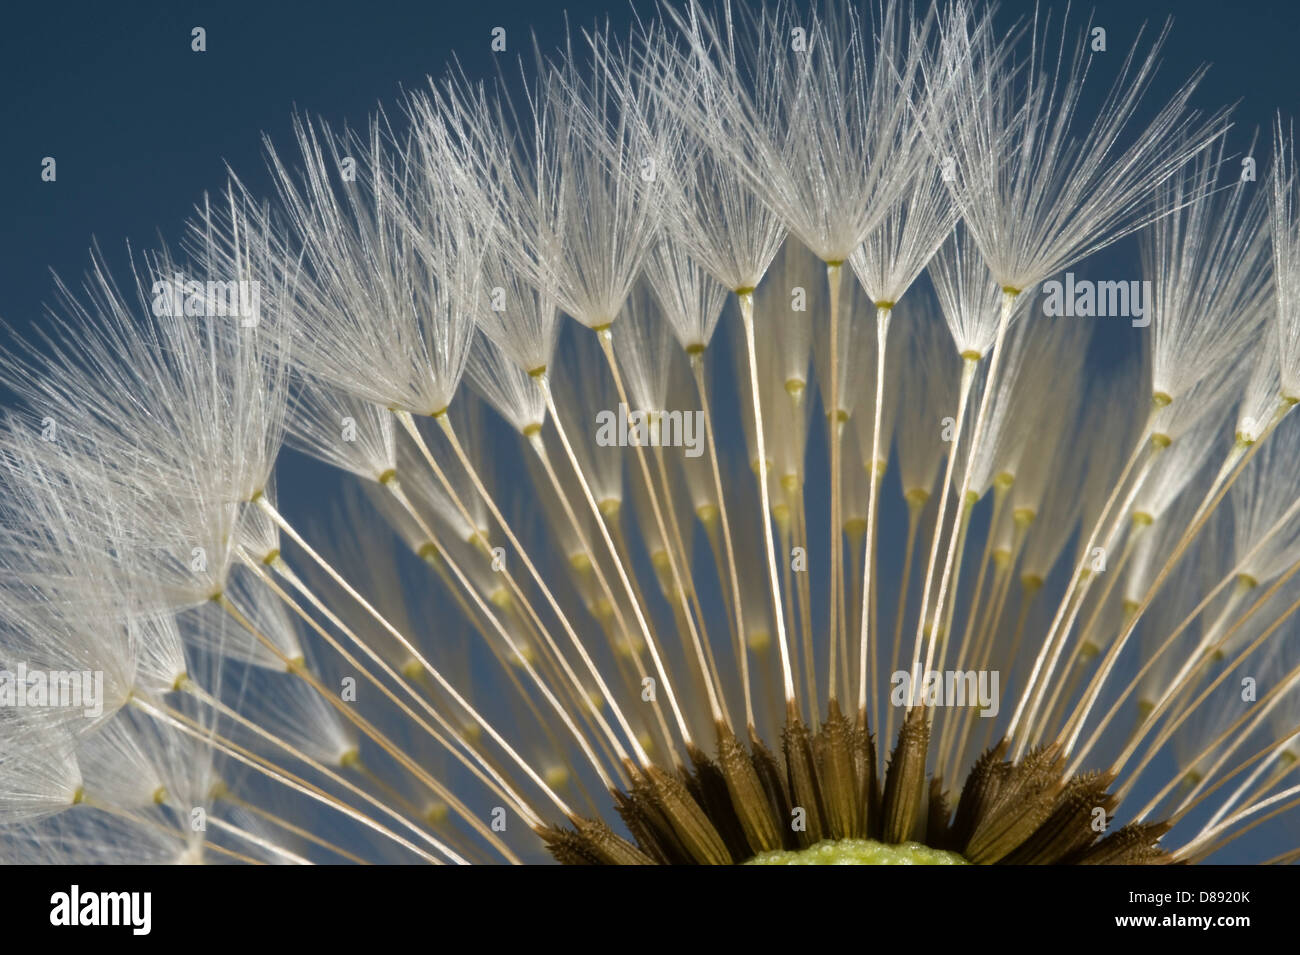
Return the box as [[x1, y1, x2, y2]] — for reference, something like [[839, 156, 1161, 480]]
[[286, 382, 398, 483], [1271, 115, 1300, 398], [465, 335, 549, 436], [639, 4, 788, 293], [613, 283, 677, 413], [1145, 140, 1272, 411], [963, 314, 1089, 498], [266, 115, 483, 415], [643, 237, 730, 353], [0, 716, 81, 825], [925, 1, 1230, 293], [671, 0, 935, 264], [1229, 414, 1300, 585]]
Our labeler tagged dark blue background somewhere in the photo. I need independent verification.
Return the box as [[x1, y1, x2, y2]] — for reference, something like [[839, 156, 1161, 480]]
[[3, 1, 1297, 340]]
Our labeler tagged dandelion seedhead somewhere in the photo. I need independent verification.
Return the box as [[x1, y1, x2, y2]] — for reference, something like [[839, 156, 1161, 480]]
[[3, 1, 1300, 868]]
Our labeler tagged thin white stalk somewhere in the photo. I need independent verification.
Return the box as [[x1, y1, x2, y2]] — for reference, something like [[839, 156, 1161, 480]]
[[934, 482, 1008, 771], [1176, 781, 1300, 863], [884, 494, 924, 746], [1033, 526, 1144, 745], [526, 430, 679, 757], [1114, 602, 1300, 804], [1026, 404, 1157, 676], [241, 550, 560, 821], [1146, 733, 1289, 828], [857, 305, 892, 719], [1073, 489, 1300, 770], [737, 288, 797, 704], [922, 290, 1016, 684], [1205, 739, 1300, 829], [1013, 448, 1156, 758], [82, 798, 265, 865], [908, 355, 980, 691], [130, 696, 457, 864], [594, 326, 728, 729], [536, 371, 696, 751], [214, 589, 530, 857], [255, 495, 575, 817], [691, 350, 754, 728], [206, 815, 312, 865], [182, 678, 475, 853], [412, 409, 646, 768], [827, 262, 846, 700], [221, 795, 368, 864], [1007, 438, 1157, 754], [1063, 400, 1293, 757]]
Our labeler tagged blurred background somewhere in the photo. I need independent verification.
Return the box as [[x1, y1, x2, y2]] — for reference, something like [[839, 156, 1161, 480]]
[[2, 0, 1295, 341]]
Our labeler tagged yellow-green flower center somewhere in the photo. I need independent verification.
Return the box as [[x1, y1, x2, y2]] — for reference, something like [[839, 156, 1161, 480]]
[[744, 838, 969, 865]]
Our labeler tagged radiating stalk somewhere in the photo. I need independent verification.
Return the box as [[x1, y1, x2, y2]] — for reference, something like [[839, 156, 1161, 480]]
[[737, 288, 797, 704], [826, 262, 847, 703], [1064, 399, 1294, 757], [1010, 440, 1160, 757], [857, 304, 892, 722], [536, 372, 697, 753], [406, 411, 644, 769], [908, 354, 979, 691], [256, 495, 575, 817], [595, 327, 729, 729], [690, 349, 754, 727], [884, 491, 924, 748], [526, 430, 678, 759], [243, 551, 561, 818], [922, 289, 1017, 682], [131, 696, 457, 864]]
